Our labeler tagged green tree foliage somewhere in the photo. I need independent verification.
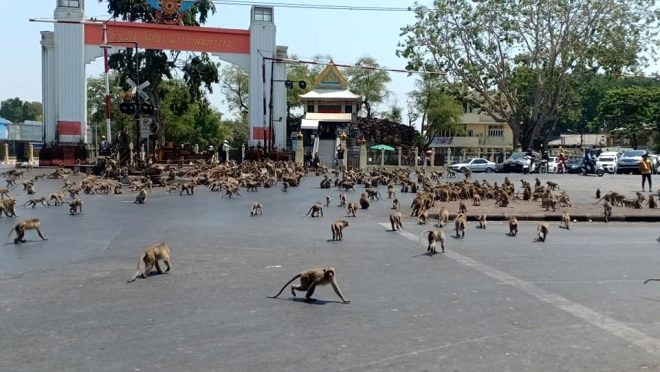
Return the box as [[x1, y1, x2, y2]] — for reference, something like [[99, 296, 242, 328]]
[[398, 0, 658, 149], [104, 0, 219, 142], [596, 86, 659, 149], [425, 94, 464, 142], [285, 55, 315, 118], [87, 73, 135, 143], [344, 56, 391, 118], [219, 64, 249, 119], [0, 98, 42, 123], [383, 106, 403, 123]]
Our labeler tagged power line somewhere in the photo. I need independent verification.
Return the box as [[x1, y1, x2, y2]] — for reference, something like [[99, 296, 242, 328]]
[[212, 0, 412, 12], [262, 55, 444, 76]]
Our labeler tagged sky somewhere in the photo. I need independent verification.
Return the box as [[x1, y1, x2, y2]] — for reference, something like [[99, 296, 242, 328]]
[[0, 0, 426, 125]]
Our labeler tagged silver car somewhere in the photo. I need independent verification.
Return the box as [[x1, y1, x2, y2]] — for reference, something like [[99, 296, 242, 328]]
[[449, 158, 497, 173]]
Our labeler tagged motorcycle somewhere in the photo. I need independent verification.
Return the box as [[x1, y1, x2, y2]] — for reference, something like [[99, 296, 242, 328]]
[[581, 159, 605, 177]]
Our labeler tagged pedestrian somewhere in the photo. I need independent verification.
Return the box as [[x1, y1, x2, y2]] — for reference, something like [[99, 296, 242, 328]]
[[640, 152, 653, 192]]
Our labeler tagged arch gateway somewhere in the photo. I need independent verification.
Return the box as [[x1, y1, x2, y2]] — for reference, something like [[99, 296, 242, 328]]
[[39, 0, 288, 164]]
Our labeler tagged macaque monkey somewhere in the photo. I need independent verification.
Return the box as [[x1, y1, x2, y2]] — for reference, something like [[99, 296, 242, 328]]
[[0, 198, 17, 217], [546, 181, 560, 190], [454, 214, 466, 238], [458, 201, 467, 214], [389, 210, 404, 231], [250, 201, 263, 216], [649, 195, 657, 209], [337, 193, 346, 207], [7, 218, 47, 244], [560, 211, 571, 229], [49, 192, 64, 206], [167, 185, 180, 194], [359, 193, 370, 210], [387, 184, 396, 199], [306, 203, 324, 217], [26, 183, 36, 195], [346, 202, 358, 217], [477, 214, 487, 229], [179, 182, 195, 196], [537, 222, 549, 242], [134, 188, 147, 204], [325, 195, 331, 207], [269, 267, 350, 304], [281, 181, 289, 192], [20, 197, 49, 208], [596, 188, 601, 199], [534, 178, 541, 188], [391, 198, 400, 210], [425, 228, 446, 254], [331, 219, 349, 241], [508, 216, 518, 236], [436, 207, 449, 227], [603, 200, 613, 222], [69, 198, 83, 215], [472, 195, 481, 206], [418, 208, 429, 225], [127, 242, 172, 283], [0, 188, 11, 199]]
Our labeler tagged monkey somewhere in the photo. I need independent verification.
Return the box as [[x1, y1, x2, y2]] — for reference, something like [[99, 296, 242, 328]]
[[134, 188, 147, 204], [281, 181, 289, 192], [649, 195, 657, 209], [436, 206, 449, 227], [0, 198, 17, 217], [537, 222, 549, 242], [346, 202, 358, 217], [389, 210, 404, 231], [596, 188, 601, 199], [477, 214, 487, 229], [603, 200, 613, 222], [331, 219, 349, 241], [508, 216, 518, 236], [454, 213, 466, 238], [359, 193, 370, 209], [26, 183, 36, 195], [68, 198, 83, 215], [472, 194, 481, 206], [534, 178, 541, 188], [0, 188, 11, 199], [546, 181, 560, 191], [250, 201, 263, 216], [49, 191, 65, 206], [325, 195, 331, 207], [20, 196, 49, 208], [337, 193, 346, 207], [418, 208, 429, 225], [305, 203, 324, 217], [387, 184, 396, 199], [391, 198, 400, 210], [179, 182, 195, 196], [425, 228, 446, 254], [127, 242, 172, 283], [269, 267, 350, 304], [560, 211, 571, 229], [7, 218, 47, 244], [458, 201, 467, 214]]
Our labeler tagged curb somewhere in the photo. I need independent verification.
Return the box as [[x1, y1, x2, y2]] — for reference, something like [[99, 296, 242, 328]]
[[429, 213, 660, 223]]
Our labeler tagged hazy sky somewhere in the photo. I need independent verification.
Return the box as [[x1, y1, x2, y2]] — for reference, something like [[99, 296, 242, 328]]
[[1, 0, 425, 124]]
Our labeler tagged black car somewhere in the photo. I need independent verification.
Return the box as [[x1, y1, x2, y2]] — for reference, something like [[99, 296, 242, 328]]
[[566, 158, 583, 174]]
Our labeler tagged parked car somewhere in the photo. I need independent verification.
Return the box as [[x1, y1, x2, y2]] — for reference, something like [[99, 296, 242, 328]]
[[616, 149, 649, 174], [449, 157, 497, 173], [596, 153, 618, 174], [546, 156, 558, 173], [566, 158, 583, 174], [499, 151, 539, 173]]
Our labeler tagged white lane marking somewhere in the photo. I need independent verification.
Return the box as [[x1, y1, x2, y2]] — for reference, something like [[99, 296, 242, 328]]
[[380, 223, 660, 356]]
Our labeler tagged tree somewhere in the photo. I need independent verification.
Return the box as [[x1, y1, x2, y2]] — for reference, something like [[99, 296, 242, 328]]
[[424, 94, 464, 142], [383, 106, 403, 123], [596, 86, 659, 149], [104, 0, 219, 143], [344, 56, 391, 118], [398, 0, 658, 149], [285, 55, 315, 118], [87, 73, 135, 144], [0, 98, 42, 123], [219, 64, 249, 119]]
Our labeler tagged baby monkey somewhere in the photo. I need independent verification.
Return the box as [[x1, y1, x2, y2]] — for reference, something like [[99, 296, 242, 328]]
[[477, 214, 487, 229], [389, 210, 404, 231], [560, 211, 571, 229], [337, 193, 346, 207], [269, 267, 350, 304], [250, 201, 263, 216], [331, 219, 349, 241], [325, 195, 331, 207], [346, 202, 358, 217], [391, 198, 400, 210], [127, 242, 172, 283], [537, 222, 549, 242], [508, 216, 518, 236]]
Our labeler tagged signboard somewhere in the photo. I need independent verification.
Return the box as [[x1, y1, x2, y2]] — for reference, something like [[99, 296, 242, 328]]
[[140, 118, 153, 139]]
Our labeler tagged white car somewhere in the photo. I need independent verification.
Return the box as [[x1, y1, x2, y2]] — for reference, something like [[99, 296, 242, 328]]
[[449, 157, 497, 173], [596, 154, 617, 174], [547, 157, 558, 173]]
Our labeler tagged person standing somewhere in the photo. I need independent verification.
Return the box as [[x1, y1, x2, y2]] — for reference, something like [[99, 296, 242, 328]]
[[640, 152, 653, 192]]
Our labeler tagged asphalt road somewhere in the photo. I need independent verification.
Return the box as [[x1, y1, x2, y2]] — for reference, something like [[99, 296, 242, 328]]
[[1, 169, 660, 371]]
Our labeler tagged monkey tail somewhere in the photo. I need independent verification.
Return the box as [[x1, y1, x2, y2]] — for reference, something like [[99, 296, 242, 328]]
[[6, 225, 16, 242], [127, 253, 146, 283], [268, 274, 302, 299], [644, 278, 660, 285]]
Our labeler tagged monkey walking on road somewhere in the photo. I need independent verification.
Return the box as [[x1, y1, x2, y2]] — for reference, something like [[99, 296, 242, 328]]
[[560, 211, 571, 229], [127, 242, 172, 283], [7, 219, 47, 244], [508, 216, 518, 236], [331, 220, 349, 241], [306, 203, 324, 217], [423, 228, 446, 254], [250, 201, 263, 216], [537, 222, 549, 242], [269, 267, 350, 304]]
